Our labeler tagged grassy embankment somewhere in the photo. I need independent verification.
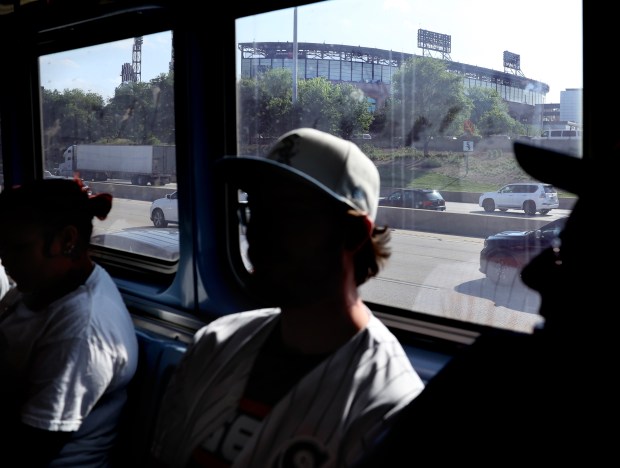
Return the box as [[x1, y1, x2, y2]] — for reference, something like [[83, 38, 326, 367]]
[[360, 144, 576, 198]]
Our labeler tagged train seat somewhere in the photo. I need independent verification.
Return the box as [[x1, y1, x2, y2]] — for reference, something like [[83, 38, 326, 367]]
[[111, 327, 187, 466]]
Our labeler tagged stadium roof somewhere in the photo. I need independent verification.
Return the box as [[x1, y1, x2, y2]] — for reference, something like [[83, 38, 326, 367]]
[[238, 41, 550, 93]]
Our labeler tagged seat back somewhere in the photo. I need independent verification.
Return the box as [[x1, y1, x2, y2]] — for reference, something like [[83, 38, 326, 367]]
[[111, 327, 187, 466]]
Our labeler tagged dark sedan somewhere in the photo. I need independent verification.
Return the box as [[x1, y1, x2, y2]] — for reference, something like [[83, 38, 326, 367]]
[[479, 217, 567, 284], [379, 188, 446, 211]]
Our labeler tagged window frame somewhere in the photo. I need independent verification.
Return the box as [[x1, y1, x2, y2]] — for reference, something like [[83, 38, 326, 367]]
[[0, 0, 596, 352]]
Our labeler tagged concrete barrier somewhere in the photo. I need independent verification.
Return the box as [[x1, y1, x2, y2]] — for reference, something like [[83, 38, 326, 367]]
[[89, 182, 175, 202], [376, 207, 553, 239]]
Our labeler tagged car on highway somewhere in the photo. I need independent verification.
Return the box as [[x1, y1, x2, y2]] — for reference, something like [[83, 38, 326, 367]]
[[44, 171, 93, 195], [44, 170, 64, 179], [379, 188, 446, 211], [478, 182, 559, 215], [150, 191, 178, 228], [479, 216, 567, 285], [90, 227, 180, 261]]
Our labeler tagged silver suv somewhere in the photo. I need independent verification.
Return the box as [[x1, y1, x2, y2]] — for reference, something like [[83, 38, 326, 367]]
[[478, 182, 559, 215]]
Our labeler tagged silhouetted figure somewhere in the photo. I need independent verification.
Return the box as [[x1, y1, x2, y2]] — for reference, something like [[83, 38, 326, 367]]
[[353, 142, 612, 466], [149, 128, 424, 467]]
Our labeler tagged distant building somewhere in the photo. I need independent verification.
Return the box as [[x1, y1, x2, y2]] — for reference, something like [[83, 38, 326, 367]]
[[559, 88, 582, 124], [534, 88, 582, 136]]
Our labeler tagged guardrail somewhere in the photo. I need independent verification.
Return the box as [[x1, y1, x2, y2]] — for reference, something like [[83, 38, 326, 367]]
[[376, 207, 556, 239], [89, 182, 175, 202]]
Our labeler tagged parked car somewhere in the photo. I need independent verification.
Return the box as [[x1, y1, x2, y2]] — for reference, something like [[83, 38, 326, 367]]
[[379, 188, 446, 211], [44, 171, 92, 195], [478, 182, 559, 215], [150, 191, 178, 228], [479, 217, 567, 284]]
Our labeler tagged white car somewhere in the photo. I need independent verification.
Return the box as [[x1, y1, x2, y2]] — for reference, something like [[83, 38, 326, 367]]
[[478, 182, 559, 216], [150, 191, 178, 228], [44, 170, 64, 179], [44, 171, 93, 195]]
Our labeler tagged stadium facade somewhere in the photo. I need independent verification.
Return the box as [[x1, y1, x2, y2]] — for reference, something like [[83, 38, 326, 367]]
[[238, 41, 568, 134]]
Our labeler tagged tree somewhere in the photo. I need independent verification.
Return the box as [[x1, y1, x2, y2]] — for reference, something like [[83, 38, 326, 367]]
[[147, 72, 176, 144], [104, 81, 161, 143], [477, 107, 525, 137], [295, 77, 373, 138], [40, 88, 106, 168], [238, 70, 374, 147], [391, 56, 471, 156], [238, 68, 294, 149], [296, 77, 338, 133], [466, 87, 524, 137], [332, 83, 373, 140]]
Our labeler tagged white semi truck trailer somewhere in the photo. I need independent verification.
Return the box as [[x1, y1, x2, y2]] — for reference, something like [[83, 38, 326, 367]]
[[57, 144, 176, 186]]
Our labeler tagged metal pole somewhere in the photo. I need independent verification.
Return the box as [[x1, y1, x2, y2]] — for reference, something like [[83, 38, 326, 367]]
[[292, 7, 298, 104]]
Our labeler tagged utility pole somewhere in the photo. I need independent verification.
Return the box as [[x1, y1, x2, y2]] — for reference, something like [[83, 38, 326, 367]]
[[292, 7, 298, 104]]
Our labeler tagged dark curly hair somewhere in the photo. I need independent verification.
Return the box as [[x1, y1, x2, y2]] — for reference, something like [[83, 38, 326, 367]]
[[0, 178, 112, 251]]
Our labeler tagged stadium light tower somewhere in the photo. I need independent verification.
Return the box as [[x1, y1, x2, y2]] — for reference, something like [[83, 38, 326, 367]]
[[292, 8, 298, 104], [132, 36, 143, 82], [120, 36, 143, 85]]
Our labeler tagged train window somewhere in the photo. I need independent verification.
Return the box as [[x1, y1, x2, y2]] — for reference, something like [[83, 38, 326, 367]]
[[0, 3, 603, 461], [38, 31, 178, 269], [235, 0, 582, 333]]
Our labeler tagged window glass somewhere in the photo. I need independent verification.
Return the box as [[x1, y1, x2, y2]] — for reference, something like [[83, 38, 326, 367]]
[[236, 0, 581, 332], [38, 31, 178, 263]]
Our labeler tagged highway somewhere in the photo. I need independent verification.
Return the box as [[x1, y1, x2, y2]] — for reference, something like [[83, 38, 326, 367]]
[[94, 180, 571, 223], [92, 197, 547, 333], [361, 229, 543, 333]]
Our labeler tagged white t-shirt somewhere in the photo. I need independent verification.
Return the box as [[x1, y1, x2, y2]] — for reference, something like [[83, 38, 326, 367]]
[[0, 262, 12, 301], [0, 263, 138, 467], [151, 308, 424, 468]]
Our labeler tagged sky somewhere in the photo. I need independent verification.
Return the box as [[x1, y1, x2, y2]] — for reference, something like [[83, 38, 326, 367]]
[[39, 31, 173, 101], [39, 0, 582, 104]]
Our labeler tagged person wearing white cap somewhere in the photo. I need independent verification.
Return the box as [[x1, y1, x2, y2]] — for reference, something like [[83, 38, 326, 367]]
[[149, 128, 425, 468]]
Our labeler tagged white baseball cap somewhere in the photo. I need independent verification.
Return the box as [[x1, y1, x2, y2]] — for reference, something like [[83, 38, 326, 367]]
[[216, 128, 380, 221]]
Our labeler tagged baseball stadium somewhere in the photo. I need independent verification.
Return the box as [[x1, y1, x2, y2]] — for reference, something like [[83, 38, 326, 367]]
[[238, 32, 550, 130]]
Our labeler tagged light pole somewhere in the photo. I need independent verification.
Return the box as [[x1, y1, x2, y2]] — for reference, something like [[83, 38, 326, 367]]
[[292, 7, 298, 104]]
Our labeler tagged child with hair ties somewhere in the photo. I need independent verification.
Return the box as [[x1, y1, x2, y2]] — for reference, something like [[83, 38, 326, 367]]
[[0, 178, 138, 467]]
